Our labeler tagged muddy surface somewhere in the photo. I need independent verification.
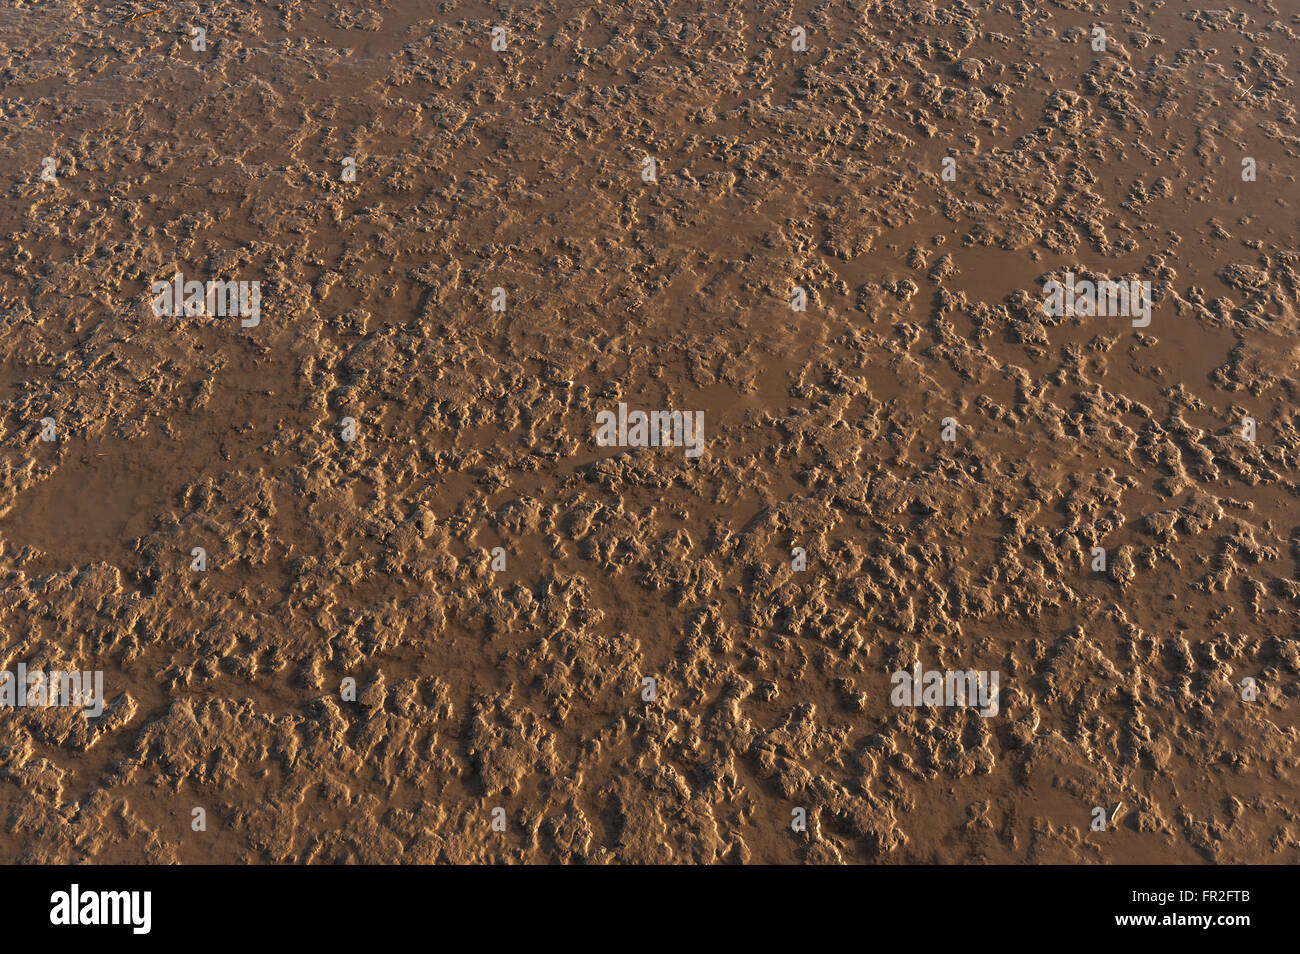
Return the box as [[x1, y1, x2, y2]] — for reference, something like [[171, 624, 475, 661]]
[[0, 0, 1297, 863]]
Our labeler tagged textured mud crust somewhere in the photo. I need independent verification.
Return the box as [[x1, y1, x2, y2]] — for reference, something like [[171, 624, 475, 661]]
[[0, 0, 1297, 864]]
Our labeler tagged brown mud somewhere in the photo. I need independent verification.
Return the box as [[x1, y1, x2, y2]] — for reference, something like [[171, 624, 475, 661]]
[[0, 0, 1297, 863]]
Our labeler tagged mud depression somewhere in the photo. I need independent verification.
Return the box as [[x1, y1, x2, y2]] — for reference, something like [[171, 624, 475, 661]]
[[0, 0, 1297, 864]]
